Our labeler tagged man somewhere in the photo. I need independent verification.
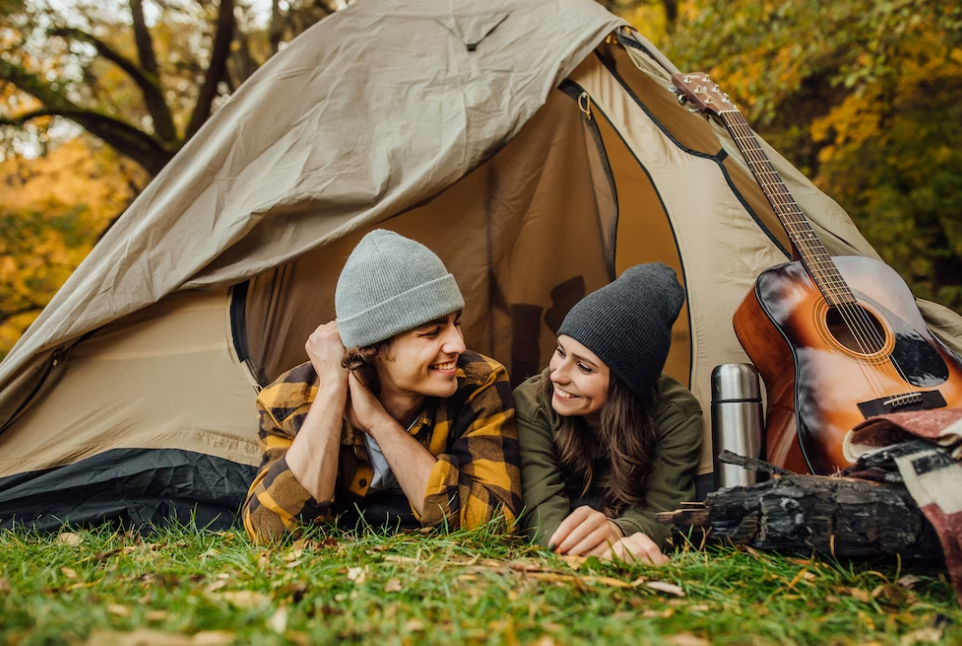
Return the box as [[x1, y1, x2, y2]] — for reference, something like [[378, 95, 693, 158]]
[[243, 230, 521, 542]]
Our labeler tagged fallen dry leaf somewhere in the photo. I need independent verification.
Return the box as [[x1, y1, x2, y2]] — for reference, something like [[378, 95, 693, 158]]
[[558, 555, 588, 571], [384, 578, 403, 593], [0, 578, 11, 593], [267, 607, 288, 634], [220, 591, 270, 608], [530, 637, 556, 646], [57, 532, 83, 547], [897, 574, 923, 589], [107, 604, 131, 617], [838, 586, 871, 602], [403, 619, 426, 632], [665, 633, 710, 646], [871, 584, 907, 606], [383, 555, 421, 565], [581, 575, 633, 589], [83, 629, 235, 646], [60, 567, 79, 580], [145, 611, 169, 622], [347, 566, 368, 584], [900, 627, 943, 645], [645, 581, 685, 597]]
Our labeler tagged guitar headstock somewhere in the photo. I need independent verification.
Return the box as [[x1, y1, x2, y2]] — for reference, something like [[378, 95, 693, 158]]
[[671, 72, 739, 117]]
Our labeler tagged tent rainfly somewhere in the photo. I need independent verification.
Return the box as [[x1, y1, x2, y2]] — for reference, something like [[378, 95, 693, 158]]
[[1, 0, 960, 530]]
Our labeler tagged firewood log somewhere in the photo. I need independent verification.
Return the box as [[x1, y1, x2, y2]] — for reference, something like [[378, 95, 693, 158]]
[[660, 475, 943, 564]]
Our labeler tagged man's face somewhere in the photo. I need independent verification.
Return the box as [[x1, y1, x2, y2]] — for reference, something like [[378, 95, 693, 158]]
[[376, 311, 466, 399], [547, 334, 610, 417]]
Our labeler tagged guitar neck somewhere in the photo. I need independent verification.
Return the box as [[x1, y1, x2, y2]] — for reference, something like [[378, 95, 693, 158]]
[[719, 112, 856, 307]]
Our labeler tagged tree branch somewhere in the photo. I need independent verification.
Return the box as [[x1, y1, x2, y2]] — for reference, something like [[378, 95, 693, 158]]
[[0, 106, 172, 176], [185, 0, 235, 140], [49, 26, 177, 144]]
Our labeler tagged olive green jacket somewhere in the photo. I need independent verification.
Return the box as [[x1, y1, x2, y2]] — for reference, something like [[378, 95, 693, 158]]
[[514, 370, 703, 548]]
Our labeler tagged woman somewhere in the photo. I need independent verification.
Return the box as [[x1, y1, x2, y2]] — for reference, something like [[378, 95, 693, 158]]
[[515, 263, 703, 564]]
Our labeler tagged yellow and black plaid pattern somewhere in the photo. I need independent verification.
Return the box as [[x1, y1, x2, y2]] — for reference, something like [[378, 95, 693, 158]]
[[243, 351, 521, 543]]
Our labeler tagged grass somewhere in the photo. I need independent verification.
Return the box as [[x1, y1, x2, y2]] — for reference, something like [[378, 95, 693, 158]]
[[0, 521, 958, 646]]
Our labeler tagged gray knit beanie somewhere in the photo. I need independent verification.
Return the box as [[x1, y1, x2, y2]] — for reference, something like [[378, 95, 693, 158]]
[[557, 263, 685, 398], [335, 230, 465, 348]]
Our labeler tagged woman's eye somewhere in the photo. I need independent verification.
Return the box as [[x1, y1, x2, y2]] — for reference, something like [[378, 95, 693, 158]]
[[555, 346, 565, 358], [577, 363, 593, 374], [422, 327, 441, 338]]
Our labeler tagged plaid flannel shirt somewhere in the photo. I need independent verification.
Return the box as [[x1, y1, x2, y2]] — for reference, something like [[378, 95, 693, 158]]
[[243, 350, 521, 543]]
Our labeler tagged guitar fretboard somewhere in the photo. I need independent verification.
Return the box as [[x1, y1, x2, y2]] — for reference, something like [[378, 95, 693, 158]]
[[720, 111, 856, 307]]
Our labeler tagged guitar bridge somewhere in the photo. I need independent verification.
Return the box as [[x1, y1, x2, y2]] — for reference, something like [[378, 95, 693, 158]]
[[857, 390, 947, 418]]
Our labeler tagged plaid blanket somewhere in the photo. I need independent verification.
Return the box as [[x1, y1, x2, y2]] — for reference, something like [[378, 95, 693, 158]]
[[842, 409, 962, 606]]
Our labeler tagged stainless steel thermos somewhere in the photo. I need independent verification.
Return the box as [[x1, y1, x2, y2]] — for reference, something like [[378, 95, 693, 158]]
[[711, 364, 764, 490]]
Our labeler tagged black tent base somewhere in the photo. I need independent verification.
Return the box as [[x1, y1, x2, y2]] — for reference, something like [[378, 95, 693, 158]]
[[0, 448, 256, 532]]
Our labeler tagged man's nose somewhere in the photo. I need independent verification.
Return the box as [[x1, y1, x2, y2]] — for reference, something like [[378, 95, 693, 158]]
[[442, 324, 466, 355]]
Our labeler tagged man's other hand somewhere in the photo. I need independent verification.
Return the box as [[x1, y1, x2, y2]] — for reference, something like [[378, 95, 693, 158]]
[[305, 321, 349, 383]]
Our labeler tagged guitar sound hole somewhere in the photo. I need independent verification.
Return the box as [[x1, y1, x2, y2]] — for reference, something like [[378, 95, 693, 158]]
[[825, 305, 886, 355]]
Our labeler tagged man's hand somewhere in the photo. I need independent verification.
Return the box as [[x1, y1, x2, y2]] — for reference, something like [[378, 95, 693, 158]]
[[345, 371, 392, 433], [548, 506, 624, 556], [601, 533, 669, 566], [305, 321, 349, 384]]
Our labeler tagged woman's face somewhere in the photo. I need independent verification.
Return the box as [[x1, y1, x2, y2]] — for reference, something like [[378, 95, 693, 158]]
[[548, 335, 610, 417], [376, 311, 466, 399]]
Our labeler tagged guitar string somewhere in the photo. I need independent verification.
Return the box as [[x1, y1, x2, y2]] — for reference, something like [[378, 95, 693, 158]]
[[724, 113, 919, 401], [728, 135, 887, 399], [722, 113, 897, 399], [725, 112, 918, 396]]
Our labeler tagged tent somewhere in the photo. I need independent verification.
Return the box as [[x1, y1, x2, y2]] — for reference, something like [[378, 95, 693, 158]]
[[2, 0, 960, 529]]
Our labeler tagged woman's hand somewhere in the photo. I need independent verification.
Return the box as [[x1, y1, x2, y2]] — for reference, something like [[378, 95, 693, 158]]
[[305, 321, 348, 384], [345, 371, 392, 434], [601, 533, 669, 566], [548, 506, 624, 556]]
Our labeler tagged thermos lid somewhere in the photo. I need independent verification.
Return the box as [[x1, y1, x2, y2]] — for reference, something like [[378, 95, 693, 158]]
[[711, 363, 761, 401]]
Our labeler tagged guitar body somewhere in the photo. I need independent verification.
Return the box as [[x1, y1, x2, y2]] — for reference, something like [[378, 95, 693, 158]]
[[734, 255, 962, 475]]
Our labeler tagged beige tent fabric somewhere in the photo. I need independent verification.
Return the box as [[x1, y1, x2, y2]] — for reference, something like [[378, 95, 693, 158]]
[[0, 290, 261, 477], [0, 0, 624, 427]]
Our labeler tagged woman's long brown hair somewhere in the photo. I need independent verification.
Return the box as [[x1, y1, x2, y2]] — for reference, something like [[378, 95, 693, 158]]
[[541, 375, 657, 516]]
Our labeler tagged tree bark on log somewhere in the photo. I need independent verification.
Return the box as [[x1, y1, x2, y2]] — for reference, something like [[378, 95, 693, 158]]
[[660, 475, 944, 564]]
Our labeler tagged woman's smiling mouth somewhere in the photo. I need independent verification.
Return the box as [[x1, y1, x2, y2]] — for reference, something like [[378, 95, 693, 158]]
[[553, 386, 580, 400]]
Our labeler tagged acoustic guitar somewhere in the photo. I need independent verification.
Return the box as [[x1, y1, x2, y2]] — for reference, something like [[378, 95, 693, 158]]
[[672, 72, 962, 475]]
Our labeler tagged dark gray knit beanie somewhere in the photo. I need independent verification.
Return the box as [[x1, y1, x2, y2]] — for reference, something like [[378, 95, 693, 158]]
[[335, 230, 464, 348], [557, 263, 684, 398]]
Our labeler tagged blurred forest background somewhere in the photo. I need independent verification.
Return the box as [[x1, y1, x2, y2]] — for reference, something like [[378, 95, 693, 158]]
[[0, 0, 960, 360]]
